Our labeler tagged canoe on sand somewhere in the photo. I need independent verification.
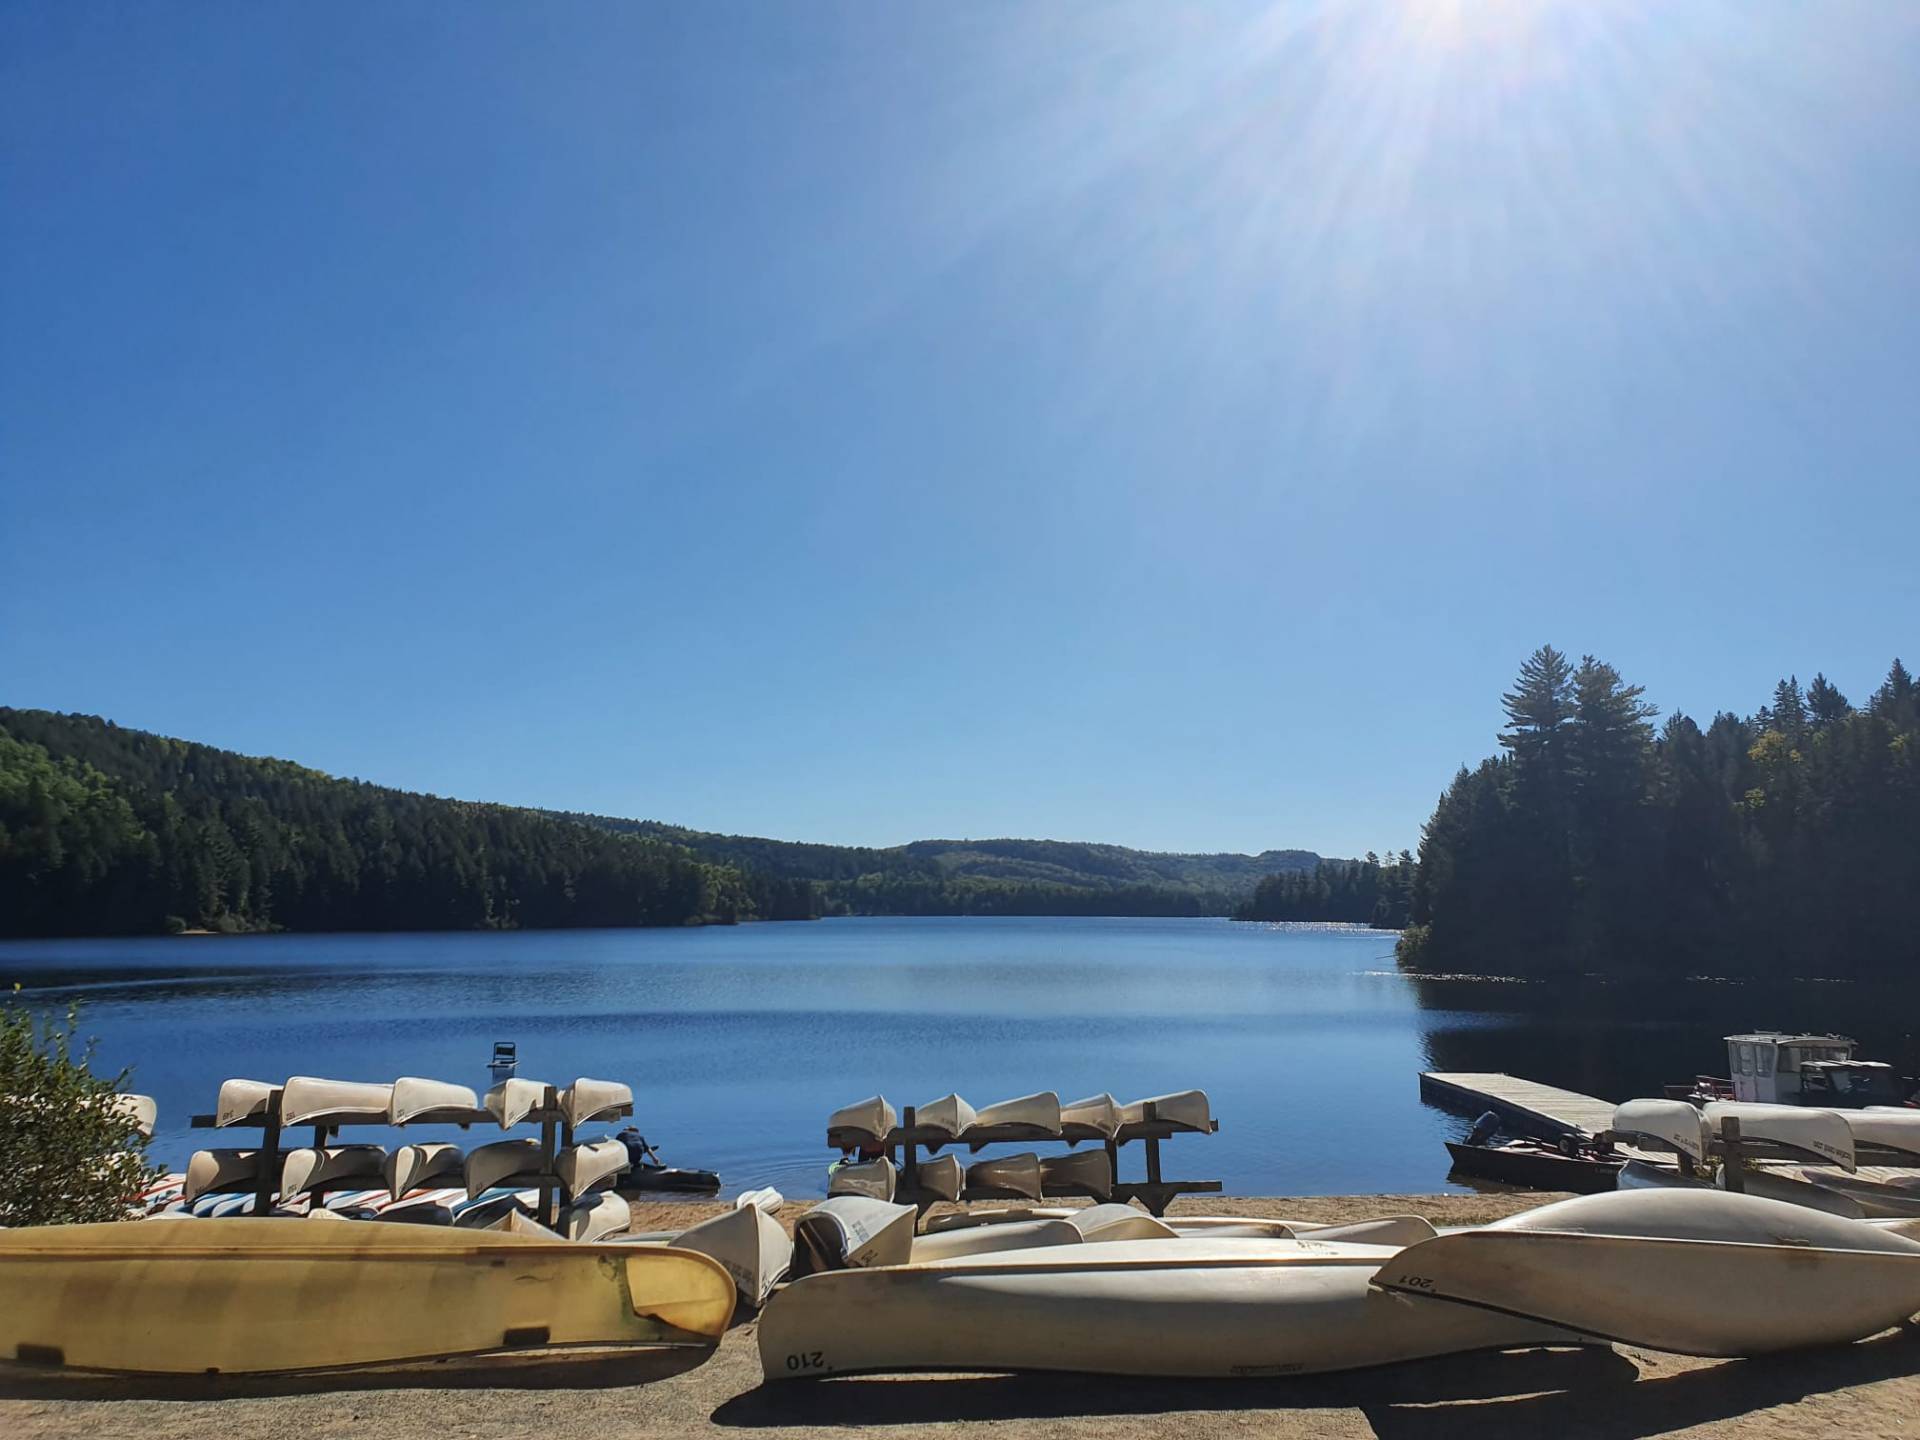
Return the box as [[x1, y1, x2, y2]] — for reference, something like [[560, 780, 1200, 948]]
[[670, 1201, 795, 1307], [1375, 1188, 1920, 1355], [759, 1235, 1588, 1380], [0, 1218, 734, 1374], [791, 1198, 917, 1277], [560, 1191, 632, 1243]]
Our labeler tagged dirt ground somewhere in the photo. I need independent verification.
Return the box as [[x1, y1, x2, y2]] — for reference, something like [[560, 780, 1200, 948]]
[[6, 1193, 1918, 1440]]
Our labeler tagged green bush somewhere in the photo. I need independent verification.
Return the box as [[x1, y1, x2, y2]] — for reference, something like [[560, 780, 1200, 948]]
[[0, 992, 160, 1226]]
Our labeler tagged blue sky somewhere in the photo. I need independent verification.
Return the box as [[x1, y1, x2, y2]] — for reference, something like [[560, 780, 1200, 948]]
[[3, 2, 1916, 859]]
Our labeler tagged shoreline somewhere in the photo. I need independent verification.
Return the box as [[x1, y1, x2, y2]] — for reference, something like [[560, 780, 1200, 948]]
[[7, 1190, 1918, 1440]]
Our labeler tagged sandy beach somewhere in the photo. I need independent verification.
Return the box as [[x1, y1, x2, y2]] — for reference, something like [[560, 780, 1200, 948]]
[[5, 1191, 1918, 1440]]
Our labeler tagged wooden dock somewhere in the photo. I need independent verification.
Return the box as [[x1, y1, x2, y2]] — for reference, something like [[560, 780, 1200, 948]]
[[1420, 1072, 1620, 1141]]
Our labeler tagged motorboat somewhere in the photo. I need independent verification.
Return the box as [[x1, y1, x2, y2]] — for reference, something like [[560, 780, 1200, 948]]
[[1443, 1137, 1622, 1195], [1375, 1188, 1920, 1355], [612, 1130, 721, 1193], [0, 1217, 735, 1374]]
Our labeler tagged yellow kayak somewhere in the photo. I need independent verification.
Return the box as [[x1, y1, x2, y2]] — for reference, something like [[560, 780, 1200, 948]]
[[0, 1218, 735, 1375]]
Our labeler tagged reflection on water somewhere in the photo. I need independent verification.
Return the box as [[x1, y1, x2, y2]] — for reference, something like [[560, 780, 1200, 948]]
[[3, 918, 1912, 1199]]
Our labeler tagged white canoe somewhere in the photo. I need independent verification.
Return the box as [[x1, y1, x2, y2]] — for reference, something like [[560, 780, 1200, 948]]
[[280, 1144, 387, 1199], [561, 1191, 632, 1243], [387, 1142, 464, 1199], [1800, 1169, 1920, 1219], [1603, 1156, 1865, 1217], [559, 1078, 634, 1129], [1119, 1090, 1212, 1133], [0, 1218, 735, 1374], [673, 1202, 794, 1306], [916, 1153, 963, 1202], [1703, 1101, 1856, 1170], [828, 1157, 897, 1202], [110, 1094, 158, 1139], [914, 1094, 976, 1146], [760, 1236, 1589, 1379], [556, 1139, 629, 1198], [736, 1187, 784, 1216], [911, 1203, 1176, 1262], [1061, 1093, 1122, 1141], [791, 1198, 918, 1276], [484, 1078, 551, 1130], [280, 1077, 395, 1129], [827, 1096, 897, 1147], [1842, 1110, 1920, 1160], [1612, 1099, 1711, 1164], [1375, 1188, 1920, 1356], [215, 1079, 276, 1128], [1165, 1216, 1300, 1239], [1040, 1149, 1113, 1200], [967, 1152, 1043, 1200], [184, 1150, 261, 1204], [389, 1077, 481, 1126], [965, 1092, 1062, 1143], [465, 1139, 546, 1198]]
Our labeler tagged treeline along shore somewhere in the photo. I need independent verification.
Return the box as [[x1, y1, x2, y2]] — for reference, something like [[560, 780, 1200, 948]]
[[0, 708, 1319, 937]]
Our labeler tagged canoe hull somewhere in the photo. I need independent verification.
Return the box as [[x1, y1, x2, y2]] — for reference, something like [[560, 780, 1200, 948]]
[[759, 1244, 1589, 1379], [0, 1219, 735, 1375]]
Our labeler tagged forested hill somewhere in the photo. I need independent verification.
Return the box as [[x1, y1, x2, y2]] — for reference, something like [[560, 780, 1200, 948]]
[[551, 814, 1321, 917], [0, 708, 809, 937], [1400, 649, 1920, 979], [0, 708, 1324, 936]]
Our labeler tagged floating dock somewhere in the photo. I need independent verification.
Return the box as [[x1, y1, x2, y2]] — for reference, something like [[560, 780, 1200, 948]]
[[1420, 1072, 1620, 1142]]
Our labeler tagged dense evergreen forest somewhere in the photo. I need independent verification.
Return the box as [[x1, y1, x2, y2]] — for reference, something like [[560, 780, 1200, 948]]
[[0, 709, 808, 936], [1400, 648, 1920, 978], [1234, 852, 1414, 929], [0, 709, 1324, 936]]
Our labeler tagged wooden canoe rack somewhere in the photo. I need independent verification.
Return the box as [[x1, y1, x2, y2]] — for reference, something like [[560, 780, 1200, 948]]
[[189, 1082, 604, 1229], [835, 1099, 1222, 1218], [1598, 1115, 1915, 1191]]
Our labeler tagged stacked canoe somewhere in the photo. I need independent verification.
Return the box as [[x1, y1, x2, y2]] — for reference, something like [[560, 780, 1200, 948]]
[[826, 1088, 1218, 1213]]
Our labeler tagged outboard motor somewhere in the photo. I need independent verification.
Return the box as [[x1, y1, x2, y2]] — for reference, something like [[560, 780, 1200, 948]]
[[1465, 1110, 1501, 1148]]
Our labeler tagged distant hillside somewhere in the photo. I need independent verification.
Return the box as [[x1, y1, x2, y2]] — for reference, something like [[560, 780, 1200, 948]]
[[0, 706, 1327, 936], [554, 814, 1321, 917]]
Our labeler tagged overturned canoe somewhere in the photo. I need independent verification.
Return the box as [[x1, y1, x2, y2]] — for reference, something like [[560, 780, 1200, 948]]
[[672, 1202, 794, 1307], [827, 1096, 897, 1148], [281, 1144, 388, 1199], [387, 1142, 465, 1199], [184, 1150, 262, 1204], [911, 1203, 1175, 1262], [791, 1198, 917, 1277], [965, 1093, 1061, 1144], [914, 1094, 976, 1147], [389, 1077, 482, 1127], [736, 1187, 784, 1216], [760, 1236, 1588, 1380], [1119, 1090, 1212, 1133], [215, 1079, 276, 1128], [1612, 1099, 1711, 1164], [1375, 1188, 1920, 1356], [1702, 1101, 1856, 1170], [1843, 1110, 1920, 1160], [1041, 1149, 1113, 1200], [966, 1152, 1043, 1200], [828, 1156, 897, 1202], [560, 1078, 634, 1129], [111, 1094, 158, 1139], [916, 1152, 963, 1202], [560, 1191, 632, 1243], [1800, 1169, 1920, 1219], [0, 1218, 735, 1374], [280, 1078, 395, 1129], [485, 1078, 551, 1130], [1618, 1155, 1864, 1218], [465, 1139, 546, 1198], [1061, 1093, 1122, 1142], [556, 1139, 629, 1198]]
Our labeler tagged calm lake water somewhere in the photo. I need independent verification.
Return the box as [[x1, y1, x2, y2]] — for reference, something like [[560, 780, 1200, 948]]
[[5, 917, 1916, 1199]]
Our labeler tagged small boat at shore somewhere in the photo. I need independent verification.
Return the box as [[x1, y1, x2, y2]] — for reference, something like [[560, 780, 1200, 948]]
[[790, 1197, 917, 1277], [1444, 1138, 1622, 1195], [611, 1130, 721, 1193], [667, 1197, 795, 1307], [1376, 1188, 1920, 1356], [759, 1234, 1587, 1380], [560, 1191, 632, 1243], [0, 1218, 735, 1374]]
